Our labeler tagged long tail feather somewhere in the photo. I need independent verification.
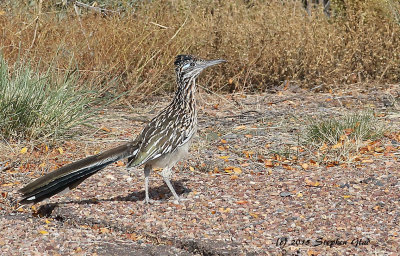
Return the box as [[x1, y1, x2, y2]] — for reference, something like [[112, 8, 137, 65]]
[[19, 142, 139, 204]]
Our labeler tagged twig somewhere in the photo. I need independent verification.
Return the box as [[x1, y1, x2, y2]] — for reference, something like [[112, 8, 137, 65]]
[[198, 85, 241, 112], [0, 161, 16, 172], [123, 99, 135, 112], [29, 0, 43, 50], [149, 22, 169, 29], [267, 95, 300, 105], [73, 3, 92, 51], [73, 1, 120, 15], [138, 16, 189, 73], [0, 134, 15, 154]]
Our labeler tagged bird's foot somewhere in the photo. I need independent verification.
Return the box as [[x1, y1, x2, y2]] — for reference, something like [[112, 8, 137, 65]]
[[144, 197, 155, 204], [172, 197, 188, 205]]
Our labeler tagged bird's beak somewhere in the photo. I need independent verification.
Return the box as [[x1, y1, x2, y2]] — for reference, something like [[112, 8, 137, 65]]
[[199, 59, 226, 70]]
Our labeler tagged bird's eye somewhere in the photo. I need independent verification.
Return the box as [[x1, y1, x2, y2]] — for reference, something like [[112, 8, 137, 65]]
[[182, 63, 190, 70], [190, 62, 195, 67]]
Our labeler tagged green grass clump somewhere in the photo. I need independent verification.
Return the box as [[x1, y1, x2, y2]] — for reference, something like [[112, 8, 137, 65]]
[[305, 111, 386, 162], [0, 57, 96, 141], [306, 111, 384, 144]]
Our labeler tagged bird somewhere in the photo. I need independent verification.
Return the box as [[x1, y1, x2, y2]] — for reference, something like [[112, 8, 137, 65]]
[[19, 55, 226, 204]]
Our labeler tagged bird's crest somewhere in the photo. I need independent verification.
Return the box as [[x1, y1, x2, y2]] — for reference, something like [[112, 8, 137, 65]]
[[174, 55, 198, 67]]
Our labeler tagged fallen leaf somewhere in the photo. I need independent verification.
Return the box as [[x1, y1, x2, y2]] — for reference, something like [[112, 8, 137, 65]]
[[58, 147, 64, 154], [233, 167, 242, 174], [250, 213, 259, 218], [344, 128, 353, 135], [39, 230, 49, 235], [125, 233, 137, 241], [265, 160, 274, 167], [343, 195, 351, 199], [224, 167, 233, 174], [332, 142, 342, 149], [308, 250, 320, 256], [362, 159, 374, 163], [220, 139, 227, 144], [320, 143, 328, 151], [218, 156, 229, 160], [20, 147, 28, 154], [219, 207, 231, 213], [189, 166, 195, 172], [100, 228, 110, 233], [101, 126, 111, 132], [217, 146, 225, 151], [236, 200, 248, 205], [115, 161, 125, 167], [301, 163, 309, 170], [326, 161, 339, 167], [243, 150, 254, 158], [282, 164, 294, 170], [234, 125, 246, 130], [305, 178, 320, 187], [385, 146, 396, 152]]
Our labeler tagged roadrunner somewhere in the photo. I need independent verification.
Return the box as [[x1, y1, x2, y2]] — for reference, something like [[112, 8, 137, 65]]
[[19, 55, 226, 204]]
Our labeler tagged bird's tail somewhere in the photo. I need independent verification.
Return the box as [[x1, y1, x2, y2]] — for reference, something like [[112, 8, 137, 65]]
[[19, 142, 139, 204]]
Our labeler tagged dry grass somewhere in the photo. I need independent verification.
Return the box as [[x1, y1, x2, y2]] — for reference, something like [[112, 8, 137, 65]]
[[305, 110, 386, 163], [0, 0, 399, 100], [0, 56, 97, 142]]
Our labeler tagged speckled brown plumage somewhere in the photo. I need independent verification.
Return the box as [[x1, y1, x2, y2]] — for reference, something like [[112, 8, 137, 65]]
[[19, 55, 225, 204]]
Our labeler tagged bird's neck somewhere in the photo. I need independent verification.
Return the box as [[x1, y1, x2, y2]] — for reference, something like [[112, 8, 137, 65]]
[[172, 76, 197, 114]]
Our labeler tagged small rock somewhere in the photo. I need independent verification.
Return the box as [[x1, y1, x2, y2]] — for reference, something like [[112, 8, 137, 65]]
[[339, 183, 350, 188], [222, 134, 238, 139], [280, 191, 292, 197]]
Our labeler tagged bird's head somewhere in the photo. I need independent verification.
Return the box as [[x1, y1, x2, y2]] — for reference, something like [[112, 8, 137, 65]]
[[174, 55, 226, 81]]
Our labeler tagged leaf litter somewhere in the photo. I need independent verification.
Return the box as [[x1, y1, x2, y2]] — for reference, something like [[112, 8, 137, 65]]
[[1, 84, 400, 255]]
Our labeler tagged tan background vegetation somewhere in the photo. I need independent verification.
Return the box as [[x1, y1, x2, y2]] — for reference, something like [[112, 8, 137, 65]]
[[1, 0, 399, 100]]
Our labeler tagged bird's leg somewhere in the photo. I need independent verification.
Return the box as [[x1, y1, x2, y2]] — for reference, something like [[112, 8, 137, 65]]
[[161, 167, 180, 203], [144, 164, 153, 204]]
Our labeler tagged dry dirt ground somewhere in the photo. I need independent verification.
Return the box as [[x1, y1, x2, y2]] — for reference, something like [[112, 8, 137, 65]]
[[1, 84, 399, 255]]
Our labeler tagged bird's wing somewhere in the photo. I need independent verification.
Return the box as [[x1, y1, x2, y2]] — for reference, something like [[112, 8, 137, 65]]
[[127, 110, 195, 167]]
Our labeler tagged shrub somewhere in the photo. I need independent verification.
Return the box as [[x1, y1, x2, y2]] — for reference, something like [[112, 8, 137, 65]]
[[305, 110, 386, 162], [0, 56, 97, 141]]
